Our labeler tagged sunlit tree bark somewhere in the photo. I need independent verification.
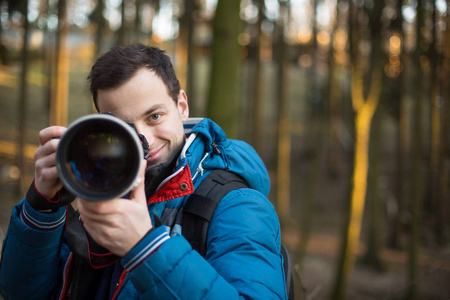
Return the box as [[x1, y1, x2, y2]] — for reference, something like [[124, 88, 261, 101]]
[[49, 0, 69, 126], [332, 1, 383, 298], [332, 66, 382, 300], [361, 0, 385, 271]]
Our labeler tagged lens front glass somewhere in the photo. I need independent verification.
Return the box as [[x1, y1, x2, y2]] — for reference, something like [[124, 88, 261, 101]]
[[64, 120, 138, 195]]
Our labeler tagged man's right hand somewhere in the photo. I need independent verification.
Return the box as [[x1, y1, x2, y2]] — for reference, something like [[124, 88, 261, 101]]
[[25, 126, 76, 212], [34, 126, 67, 199]]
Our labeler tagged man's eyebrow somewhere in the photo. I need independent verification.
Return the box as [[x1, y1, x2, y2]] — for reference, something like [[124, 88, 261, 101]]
[[140, 104, 165, 118]]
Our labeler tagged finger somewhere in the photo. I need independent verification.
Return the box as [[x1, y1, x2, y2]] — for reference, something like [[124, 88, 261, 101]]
[[38, 126, 67, 146], [129, 160, 146, 205], [35, 165, 59, 183], [34, 139, 59, 162], [78, 198, 111, 216], [35, 151, 57, 171]]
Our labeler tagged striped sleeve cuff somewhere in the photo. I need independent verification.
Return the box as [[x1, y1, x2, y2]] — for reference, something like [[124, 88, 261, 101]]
[[121, 226, 170, 272], [20, 200, 66, 231]]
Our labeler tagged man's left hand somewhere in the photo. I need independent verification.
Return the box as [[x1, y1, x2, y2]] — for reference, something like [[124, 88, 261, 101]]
[[77, 164, 152, 257]]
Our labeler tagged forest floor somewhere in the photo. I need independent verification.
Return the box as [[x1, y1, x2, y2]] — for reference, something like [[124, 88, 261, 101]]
[[274, 150, 450, 300]]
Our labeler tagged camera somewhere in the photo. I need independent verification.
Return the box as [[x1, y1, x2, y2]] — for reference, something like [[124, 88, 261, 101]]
[[56, 114, 147, 201]]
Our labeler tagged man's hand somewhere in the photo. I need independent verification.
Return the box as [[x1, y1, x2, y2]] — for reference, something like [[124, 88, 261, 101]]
[[77, 164, 152, 257], [34, 126, 67, 199]]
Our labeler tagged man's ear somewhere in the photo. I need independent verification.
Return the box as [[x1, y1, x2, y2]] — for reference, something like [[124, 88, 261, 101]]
[[177, 90, 189, 121]]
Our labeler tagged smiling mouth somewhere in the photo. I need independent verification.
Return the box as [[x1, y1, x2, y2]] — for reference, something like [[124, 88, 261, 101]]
[[146, 145, 165, 161]]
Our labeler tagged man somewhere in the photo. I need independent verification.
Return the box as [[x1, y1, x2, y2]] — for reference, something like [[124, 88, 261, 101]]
[[0, 44, 286, 299]]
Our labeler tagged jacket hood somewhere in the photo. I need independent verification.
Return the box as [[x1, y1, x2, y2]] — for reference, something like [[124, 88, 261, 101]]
[[181, 118, 270, 197]]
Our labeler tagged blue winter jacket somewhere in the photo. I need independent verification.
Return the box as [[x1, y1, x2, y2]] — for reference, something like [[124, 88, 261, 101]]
[[0, 118, 287, 299]]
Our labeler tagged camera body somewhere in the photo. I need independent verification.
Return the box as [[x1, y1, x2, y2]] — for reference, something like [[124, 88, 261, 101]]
[[56, 114, 145, 201]]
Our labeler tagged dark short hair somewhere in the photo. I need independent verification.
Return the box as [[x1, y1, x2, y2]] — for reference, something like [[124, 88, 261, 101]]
[[88, 44, 181, 111]]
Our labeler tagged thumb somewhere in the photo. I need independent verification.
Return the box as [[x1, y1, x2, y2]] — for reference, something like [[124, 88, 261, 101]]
[[129, 161, 147, 205]]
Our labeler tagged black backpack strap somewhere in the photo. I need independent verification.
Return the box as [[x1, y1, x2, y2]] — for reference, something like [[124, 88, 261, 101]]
[[281, 243, 294, 300], [182, 169, 295, 299], [182, 169, 248, 256]]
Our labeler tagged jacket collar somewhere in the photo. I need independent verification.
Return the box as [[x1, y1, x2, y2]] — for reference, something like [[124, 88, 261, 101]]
[[146, 119, 204, 204]]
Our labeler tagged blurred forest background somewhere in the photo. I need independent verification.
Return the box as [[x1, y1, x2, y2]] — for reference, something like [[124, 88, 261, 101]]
[[0, 0, 449, 299]]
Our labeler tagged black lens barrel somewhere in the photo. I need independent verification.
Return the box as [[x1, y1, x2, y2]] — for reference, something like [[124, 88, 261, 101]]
[[56, 114, 144, 201]]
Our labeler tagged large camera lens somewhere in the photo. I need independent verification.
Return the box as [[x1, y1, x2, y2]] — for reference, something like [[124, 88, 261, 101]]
[[56, 114, 144, 201]]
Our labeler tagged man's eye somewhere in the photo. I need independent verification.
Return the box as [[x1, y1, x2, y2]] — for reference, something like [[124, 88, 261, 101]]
[[149, 114, 161, 121]]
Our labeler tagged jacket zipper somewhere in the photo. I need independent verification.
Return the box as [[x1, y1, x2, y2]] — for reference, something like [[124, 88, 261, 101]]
[[58, 253, 74, 300], [111, 269, 128, 300]]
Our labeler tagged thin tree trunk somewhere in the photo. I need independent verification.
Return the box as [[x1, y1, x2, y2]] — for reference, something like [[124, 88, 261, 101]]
[[17, 0, 30, 195], [0, 3, 9, 65], [332, 2, 383, 297], [49, 0, 69, 126], [332, 66, 382, 300], [251, 0, 265, 156], [176, 0, 196, 102], [437, 1, 450, 245], [362, 100, 384, 271], [184, 0, 198, 115], [118, 0, 126, 46], [387, 0, 406, 250], [273, 3, 291, 220], [407, 0, 425, 298], [93, 0, 106, 59], [429, 0, 446, 245]]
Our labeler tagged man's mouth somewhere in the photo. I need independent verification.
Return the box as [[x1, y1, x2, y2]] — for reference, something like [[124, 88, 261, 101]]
[[146, 145, 165, 164]]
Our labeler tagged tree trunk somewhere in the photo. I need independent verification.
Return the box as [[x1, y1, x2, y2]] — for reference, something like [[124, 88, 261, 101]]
[[206, 0, 242, 138], [387, 0, 406, 250], [332, 66, 382, 300], [274, 3, 291, 220], [297, 0, 327, 266], [93, 0, 106, 59], [437, 0, 450, 245], [184, 0, 198, 116], [332, 2, 383, 298], [429, 0, 446, 245], [176, 0, 197, 106], [407, 0, 425, 298], [362, 100, 384, 271], [250, 0, 265, 156], [17, 0, 30, 195], [49, 0, 69, 126], [118, 0, 126, 46], [0, 4, 9, 65]]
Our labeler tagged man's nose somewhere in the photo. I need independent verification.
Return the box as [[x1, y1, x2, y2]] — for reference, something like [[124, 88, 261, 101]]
[[134, 125, 155, 145]]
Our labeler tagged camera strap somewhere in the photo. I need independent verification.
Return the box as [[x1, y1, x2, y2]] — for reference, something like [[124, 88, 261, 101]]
[[66, 204, 120, 269]]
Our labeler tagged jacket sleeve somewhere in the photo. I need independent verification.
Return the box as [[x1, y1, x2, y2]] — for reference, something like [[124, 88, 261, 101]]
[[121, 189, 287, 299], [0, 199, 68, 300]]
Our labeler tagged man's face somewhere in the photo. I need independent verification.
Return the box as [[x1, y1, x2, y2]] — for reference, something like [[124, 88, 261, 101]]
[[97, 68, 189, 169]]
